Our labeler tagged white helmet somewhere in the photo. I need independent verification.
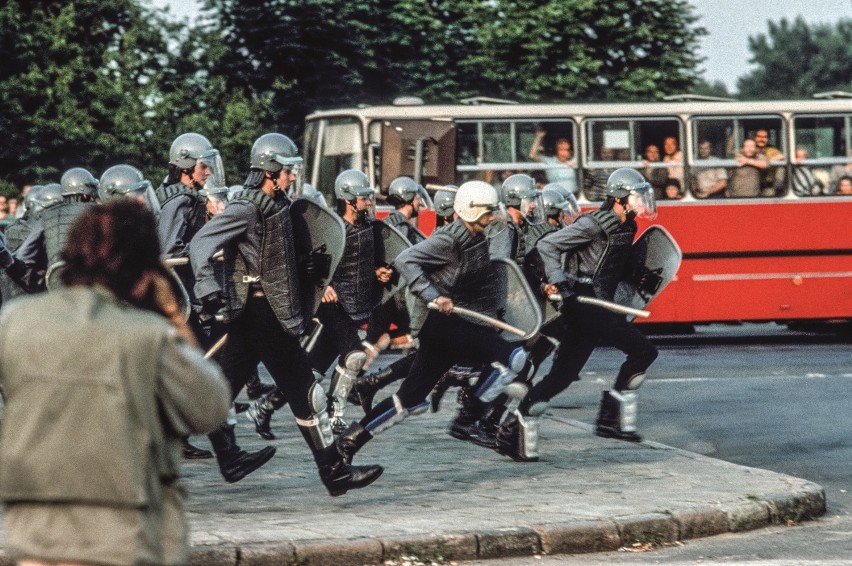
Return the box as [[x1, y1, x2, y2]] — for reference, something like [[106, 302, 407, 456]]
[[452, 179, 510, 241]]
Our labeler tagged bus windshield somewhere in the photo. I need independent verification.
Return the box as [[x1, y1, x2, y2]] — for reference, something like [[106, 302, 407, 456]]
[[304, 117, 363, 194]]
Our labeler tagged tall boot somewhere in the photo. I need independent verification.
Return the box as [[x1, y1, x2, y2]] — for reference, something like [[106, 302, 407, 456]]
[[208, 424, 276, 483], [495, 409, 542, 462], [247, 388, 286, 440], [298, 422, 383, 497], [245, 369, 276, 400], [595, 390, 642, 442], [348, 365, 401, 413]]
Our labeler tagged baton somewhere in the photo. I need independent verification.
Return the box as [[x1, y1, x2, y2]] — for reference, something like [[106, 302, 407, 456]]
[[163, 250, 224, 268], [427, 302, 528, 338], [425, 183, 458, 193], [548, 294, 650, 319], [205, 333, 228, 359]]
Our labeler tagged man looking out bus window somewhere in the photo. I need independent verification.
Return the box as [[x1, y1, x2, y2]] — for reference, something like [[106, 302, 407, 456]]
[[728, 139, 768, 198]]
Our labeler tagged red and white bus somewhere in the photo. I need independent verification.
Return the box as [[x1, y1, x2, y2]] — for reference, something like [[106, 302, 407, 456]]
[[303, 94, 852, 327]]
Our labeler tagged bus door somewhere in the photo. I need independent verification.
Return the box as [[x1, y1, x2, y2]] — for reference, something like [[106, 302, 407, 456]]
[[379, 119, 456, 191]]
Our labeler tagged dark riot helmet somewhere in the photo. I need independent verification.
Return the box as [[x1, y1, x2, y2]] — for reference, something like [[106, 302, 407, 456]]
[[60, 167, 99, 198], [250, 133, 302, 172], [98, 164, 160, 214], [388, 176, 422, 203], [605, 167, 657, 219], [30, 183, 64, 216], [500, 174, 538, 207], [334, 169, 374, 202], [433, 186, 457, 218], [169, 133, 226, 188], [23, 184, 45, 212]]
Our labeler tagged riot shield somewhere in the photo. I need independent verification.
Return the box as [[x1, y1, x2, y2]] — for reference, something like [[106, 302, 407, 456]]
[[375, 221, 412, 303], [492, 257, 543, 340], [290, 198, 346, 319], [614, 225, 682, 318]]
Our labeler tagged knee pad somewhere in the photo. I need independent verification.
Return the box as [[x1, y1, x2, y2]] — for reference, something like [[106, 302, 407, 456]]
[[296, 381, 333, 447], [507, 346, 527, 374]]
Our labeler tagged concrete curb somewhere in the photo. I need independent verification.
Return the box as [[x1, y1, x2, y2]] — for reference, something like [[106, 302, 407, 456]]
[[186, 483, 826, 565]]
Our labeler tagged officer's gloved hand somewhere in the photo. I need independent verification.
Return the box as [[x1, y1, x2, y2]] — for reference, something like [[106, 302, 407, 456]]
[[200, 291, 225, 317], [0, 243, 14, 269], [554, 281, 577, 310]]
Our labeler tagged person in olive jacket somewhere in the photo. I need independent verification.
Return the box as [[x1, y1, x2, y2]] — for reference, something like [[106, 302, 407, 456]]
[[0, 200, 231, 566]]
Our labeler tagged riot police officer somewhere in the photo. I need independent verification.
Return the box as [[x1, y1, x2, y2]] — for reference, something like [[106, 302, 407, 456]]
[[156, 133, 225, 258], [495, 168, 659, 462], [307, 169, 391, 433], [0, 169, 98, 293], [325, 181, 528, 476], [190, 134, 382, 494]]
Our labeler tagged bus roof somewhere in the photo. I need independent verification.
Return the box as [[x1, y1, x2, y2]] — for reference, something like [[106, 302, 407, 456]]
[[306, 98, 852, 122]]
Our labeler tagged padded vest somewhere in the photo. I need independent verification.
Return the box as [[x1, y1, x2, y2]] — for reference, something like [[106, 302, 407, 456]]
[[333, 221, 381, 321]]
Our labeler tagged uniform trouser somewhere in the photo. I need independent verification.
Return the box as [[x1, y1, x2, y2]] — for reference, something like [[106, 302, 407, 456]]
[[518, 299, 658, 415], [360, 312, 517, 425], [308, 302, 367, 376], [216, 296, 314, 419], [364, 294, 411, 343]]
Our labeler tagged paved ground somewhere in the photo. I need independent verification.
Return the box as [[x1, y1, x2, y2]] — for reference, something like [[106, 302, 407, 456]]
[[0, 384, 826, 566]]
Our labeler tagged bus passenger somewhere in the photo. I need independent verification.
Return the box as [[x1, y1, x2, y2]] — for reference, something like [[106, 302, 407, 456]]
[[662, 136, 684, 187], [663, 178, 683, 200], [583, 146, 618, 201], [836, 175, 852, 196], [791, 147, 825, 196], [640, 143, 667, 199], [728, 139, 768, 198], [529, 129, 578, 194], [691, 140, 728, 199], [754, 129, 785, 196]]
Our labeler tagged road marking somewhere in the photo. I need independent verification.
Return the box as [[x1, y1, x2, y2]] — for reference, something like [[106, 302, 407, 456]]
[[649, 373, 852, 383]]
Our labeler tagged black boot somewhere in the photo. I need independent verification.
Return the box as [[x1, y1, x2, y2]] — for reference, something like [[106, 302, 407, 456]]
[[247, 389, 286, 440], [298, 424, 383, 497], [595, 390, 642, 442], [246, 370, 276, 400], [348, 366, 400, 413], [181, 437, 213, 459], [448, 388, 496, 448], [208, 424, 276, 483]]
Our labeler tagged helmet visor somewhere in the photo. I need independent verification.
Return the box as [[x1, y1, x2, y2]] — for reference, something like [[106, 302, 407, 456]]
[[560, 192, 581, 225], [198, 149, 227, 189], [628, 183, 657, 220], [481, 202, 509, 239], [519, 192, 545, 225]]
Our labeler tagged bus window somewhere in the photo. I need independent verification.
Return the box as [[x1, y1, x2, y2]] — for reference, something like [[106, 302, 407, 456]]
[[304, 118, 362, 198], [691, 115, 785, 198], [793, 114, 852, 196], [584, 117, 681, 201], [456, 120, 576, 189]]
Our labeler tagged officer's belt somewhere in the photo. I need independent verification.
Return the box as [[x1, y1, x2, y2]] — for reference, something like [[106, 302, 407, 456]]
[[575, 274, 593, 285]]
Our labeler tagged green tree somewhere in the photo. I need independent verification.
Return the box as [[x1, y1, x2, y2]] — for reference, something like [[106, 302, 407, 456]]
[[468, 0, 706, 102], [737, 17, 852, 99], [0, 0, 175, 186]]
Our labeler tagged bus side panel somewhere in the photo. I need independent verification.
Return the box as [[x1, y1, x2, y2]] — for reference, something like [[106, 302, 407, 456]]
[[639, 200, 852, 324]]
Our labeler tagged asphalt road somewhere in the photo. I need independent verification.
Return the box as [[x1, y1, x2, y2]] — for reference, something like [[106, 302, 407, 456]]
[[456, 322, 852, 565]]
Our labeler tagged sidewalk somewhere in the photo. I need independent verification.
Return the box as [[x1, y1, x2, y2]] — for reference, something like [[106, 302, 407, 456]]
[[180, 404, 823, 565], [0, 390, 826, 566]]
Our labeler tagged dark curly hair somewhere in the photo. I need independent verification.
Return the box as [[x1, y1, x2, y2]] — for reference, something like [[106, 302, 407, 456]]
[[60, 199, 163, 307]]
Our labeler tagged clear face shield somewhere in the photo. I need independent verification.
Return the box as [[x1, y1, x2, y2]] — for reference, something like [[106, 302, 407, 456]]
[[560, 193, 581, 226], [519, 192, 545, 225], [271, 154, 304, 198], [478, 202, 509, 239], [627, 183, 657, 220], [199, 186, 231, 217], [197, 149, 227, 189], [353, 191, 376, 223]]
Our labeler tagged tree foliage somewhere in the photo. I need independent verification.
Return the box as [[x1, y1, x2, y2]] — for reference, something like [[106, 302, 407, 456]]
[[737, 17, 852, 99]]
